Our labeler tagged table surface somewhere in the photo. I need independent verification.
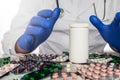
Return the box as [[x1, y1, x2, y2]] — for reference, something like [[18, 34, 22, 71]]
[[0, 73, 51, 80], [0, 72, 83, 80]]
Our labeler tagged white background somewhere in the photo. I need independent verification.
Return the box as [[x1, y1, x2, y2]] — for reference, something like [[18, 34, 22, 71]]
[[0, 0, 21, 55]]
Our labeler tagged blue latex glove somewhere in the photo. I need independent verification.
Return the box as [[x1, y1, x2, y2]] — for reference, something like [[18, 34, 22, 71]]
[[17, 8, 60, 52], [90, 12, 120, 51]]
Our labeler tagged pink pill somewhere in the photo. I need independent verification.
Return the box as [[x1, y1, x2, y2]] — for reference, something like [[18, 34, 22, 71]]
[[71, 73, 77, 79], [1, 67, 5, 70], [95, 66, 100, 70], [101, 65, 107, 69], [6, 64, 10, 67], [101, 69, 107, 73], [90, 63, 95, 68], [81, 74, 85, 80], [61, 72, 66, 75], [100, 72, 107, 77], [62, 73, 68, 78], [107, 67, 113, 71], [89, 67, 93, 72], [108, 71, 114, 75], [83, 65, 89, 69], [94, 70, 100, 74], [63, 77, 68, 80], [119, 67, 120, 69], [115, 72, 120, 76], [52, 73, 59, 79], [53, 78, 59, 80], [81, 69, 87, 74], [87, 71, 92, 76], [77, 66, 81, 70], [92, 74, 100, 79], [96, 63, 101, 67], [114, 69, 120, 73]]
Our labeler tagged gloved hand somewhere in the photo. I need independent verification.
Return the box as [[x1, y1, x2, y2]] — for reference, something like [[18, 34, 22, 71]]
[[17, 8, 60, 52], [90, 12, 120, 51]]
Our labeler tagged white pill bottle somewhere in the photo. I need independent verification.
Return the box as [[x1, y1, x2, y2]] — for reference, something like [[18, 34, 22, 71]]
[[69, 23, 89, 63]]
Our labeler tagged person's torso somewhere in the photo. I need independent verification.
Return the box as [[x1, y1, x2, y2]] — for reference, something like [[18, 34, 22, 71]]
[[39, 0, 117, 54]]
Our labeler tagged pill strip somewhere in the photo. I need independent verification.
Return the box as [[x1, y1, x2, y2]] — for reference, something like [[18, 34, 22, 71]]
[[77, 63, 120, 80], [0, 63, 19, 77]]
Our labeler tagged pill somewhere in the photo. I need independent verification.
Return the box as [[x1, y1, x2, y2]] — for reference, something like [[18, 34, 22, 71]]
[[81, 69, 87, 74], [95, 66, 100, 70], [94, 70, 100, 74], [96, 63, 101, 67], [115, 72, 120, 76], [87, 71, 92, 77], [92, 74, 100, 79], [71, 73, 77, 79], [83, 65, 89, 69], [89, 67, 93, 72], [100, 72, 107, 77], [101, 69, 107, 73], [101, 65, 107, 69], [52, 73, 59, 79], [107, 67, 113, 71], [107, 71, 114, 75], [114, 69, 120, 73], [90, 63, 95, 68]]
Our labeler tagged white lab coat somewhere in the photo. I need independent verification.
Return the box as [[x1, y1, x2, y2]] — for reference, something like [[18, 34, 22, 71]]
[[2, 0, 120, 56]]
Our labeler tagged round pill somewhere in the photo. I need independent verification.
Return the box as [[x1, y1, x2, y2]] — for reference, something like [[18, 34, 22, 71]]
[[81, 74, 85, 80], [53, 78, 59, 80], [71, 73, 77, 79], [92, 74, 100, 79], [90, 63, 95, 68], [96, 63, 101, 67], [52, 75, 58, 79], [95, 66, 100, 70], [61, 72, 66, 75], [89, 67, 93, 72], [107, 71, 114, 75], [101, 65, 107, 69], [52, 74, 58, 79], [63, 77, 68, 80], [87, 71, 92, 76], [83, 65, 89, 69], [81, 69, 86, 74], [115, 72, 120, 76], [114, 69, 120, 73], [62, 72, 68, 78], [94, 70, 100, 74], [100, 72, 107, 77], [101, 69, 107, 73], [77, 66, 82, 71], [107, 67, 113, 71]]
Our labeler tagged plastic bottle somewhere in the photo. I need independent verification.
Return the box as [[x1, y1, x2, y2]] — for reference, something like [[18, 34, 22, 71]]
[[69, 23, 89, 63]]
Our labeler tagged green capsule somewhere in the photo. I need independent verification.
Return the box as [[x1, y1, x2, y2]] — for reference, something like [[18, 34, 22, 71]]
[[40, 73, 45, 78], [57, 65, 62, 70], [34, 71, 39, 75], [111, 60, 117, 63], [30, 77, 35, 80], [50, 63, 57, 69], [13, 78, 18, 80], [24, 74, 30, 80], [63, 52, 69, 56], [43, 67, 48, 72], [49, 68, 55, 73]]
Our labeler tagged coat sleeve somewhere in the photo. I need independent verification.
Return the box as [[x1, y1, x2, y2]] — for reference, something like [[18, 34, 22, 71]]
[[1, 0, 48, 55]]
